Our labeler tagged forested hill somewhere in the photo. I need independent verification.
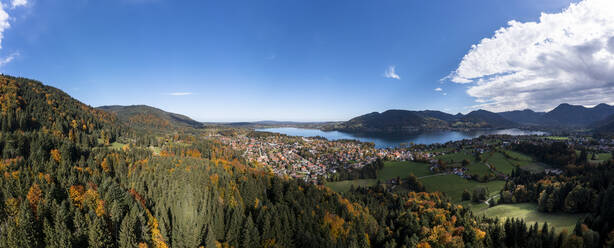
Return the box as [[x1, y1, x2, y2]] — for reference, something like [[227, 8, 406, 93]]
[[98, 105, 204, 130], [0, 75, 121, 145], [328, 109, 516, 133], [459, 110, 517, 129], [592, 113, 614, 134], [544, 103, 614, 127]]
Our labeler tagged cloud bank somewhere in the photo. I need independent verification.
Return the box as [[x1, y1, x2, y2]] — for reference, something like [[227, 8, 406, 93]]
[[447, 0, 614, 112], [384, 65, 400, 80]]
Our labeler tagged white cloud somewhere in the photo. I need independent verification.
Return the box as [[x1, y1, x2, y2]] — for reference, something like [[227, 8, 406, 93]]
[[443, 93, 447, 96], [11, 0, 27, 8], [169, 92, 193, 96], [434, 87, 443, 91], [0, 5, 11, 50], [447, 0, 614, 112], [0, 0, 28, 68], [0, 52, 18, 66], [383, 65, 400, 80]]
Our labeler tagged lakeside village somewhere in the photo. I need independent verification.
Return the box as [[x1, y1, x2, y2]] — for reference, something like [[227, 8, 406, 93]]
[[211, 131, 614, 184]]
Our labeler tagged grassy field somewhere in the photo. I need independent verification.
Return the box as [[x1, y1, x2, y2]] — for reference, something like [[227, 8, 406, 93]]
[[377, 161, 431, 181], [546, 136, 569, 141], [465, 162, 492, 177], [476, 203, 585, 232], [326, 161, 431, 192], [501, 150, 550, 173], [325, 179, 377, 192], [431, 147, 455, 153], [436, 150, 473, 164], [110, 142, 127, 150], [503, 150, 533, 161], [420, 174, 505, 202], [326, 157, 509, 205], [598, 153, 613, 161], [484, 152, 516, 175], [590, 153, 613, 164], [437, 150, 494, 177], [518, 162, 548, 173]]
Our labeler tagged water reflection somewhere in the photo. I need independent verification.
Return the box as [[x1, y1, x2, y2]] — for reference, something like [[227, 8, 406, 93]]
[[255, 127, 547, 148]]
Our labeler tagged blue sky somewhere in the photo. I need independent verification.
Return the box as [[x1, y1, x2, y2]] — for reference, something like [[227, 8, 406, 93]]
[[0, 0, 596, 122]]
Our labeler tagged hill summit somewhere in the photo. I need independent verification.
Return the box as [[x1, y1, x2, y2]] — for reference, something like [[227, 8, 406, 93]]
[[98, 105, 203, 129]]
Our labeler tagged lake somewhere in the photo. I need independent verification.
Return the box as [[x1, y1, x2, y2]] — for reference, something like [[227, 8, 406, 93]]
[[255, 127, 547, 148]]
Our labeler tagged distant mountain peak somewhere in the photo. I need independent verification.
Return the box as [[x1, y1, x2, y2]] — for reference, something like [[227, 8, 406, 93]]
[[544, 103, 614, 127], [595, 103, 611, 108]]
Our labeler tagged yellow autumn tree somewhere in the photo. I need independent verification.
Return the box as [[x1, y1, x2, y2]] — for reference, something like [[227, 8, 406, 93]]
[[27, 183, 42, 216], [69, 185, 85, 209], [50, 149, 61, 162], [416, 242, 432, 248], [101, 157, 110, 173]]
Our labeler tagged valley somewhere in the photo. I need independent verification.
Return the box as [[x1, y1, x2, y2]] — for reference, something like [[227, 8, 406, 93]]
[[0, 76, 614, 247], [5, 0, 614, 247], [2, 75, 614, 247]]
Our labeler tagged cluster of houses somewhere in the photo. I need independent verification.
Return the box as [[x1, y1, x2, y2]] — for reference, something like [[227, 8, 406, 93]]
[[214, 130, 614, 184], [215, 134, 381, 183]]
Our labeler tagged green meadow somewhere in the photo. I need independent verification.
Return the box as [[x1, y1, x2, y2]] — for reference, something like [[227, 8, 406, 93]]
[[476, 203, 586, 233], [420, 174, 505, 202], [325, 161, 431, 192]]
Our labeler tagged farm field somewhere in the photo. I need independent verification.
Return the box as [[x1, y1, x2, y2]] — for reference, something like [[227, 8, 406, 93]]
[[465, 162, 492, 178], [503, 150, 533, 161], [598, 153, 612, 161], [484, 152, 516, 175], [377, 161, 431, 181], [325, 179, 377, 192], [325, 161, 430, 192], [518, 162, 548, 173], [436, 150, 494, 177], [435, 150, 473, 164], [502, 149, 549, 173], [420, 174, 505, 202], [327, 159, 507, 203], [476, 203, 586, 232], [590, 152, 613, 164]]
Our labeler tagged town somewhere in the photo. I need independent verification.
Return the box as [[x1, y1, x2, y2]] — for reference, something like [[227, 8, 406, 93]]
[[210, 129, 614, 184]]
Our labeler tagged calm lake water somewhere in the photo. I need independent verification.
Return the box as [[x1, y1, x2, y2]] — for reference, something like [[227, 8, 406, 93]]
[[255, 127, 547, 148]]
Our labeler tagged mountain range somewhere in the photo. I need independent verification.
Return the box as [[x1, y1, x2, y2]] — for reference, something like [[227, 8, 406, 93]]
[[326, 103, 614, 133], [95, 102, 614, 134]]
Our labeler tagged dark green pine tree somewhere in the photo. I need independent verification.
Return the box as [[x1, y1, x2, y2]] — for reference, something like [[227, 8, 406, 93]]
[[204, 226, 217, 248], [43, 203, 72, 248], [119, 212, 139, 248], [88, 214, 114, 248], [3, 202, 41, 248], [541, 222, 551, 248], [573, 220, 583, 236], [110, 201, 124, 245], [224, 208, 242, 247], [73, 210, 89, 247], [241, 216, 260, 248]]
